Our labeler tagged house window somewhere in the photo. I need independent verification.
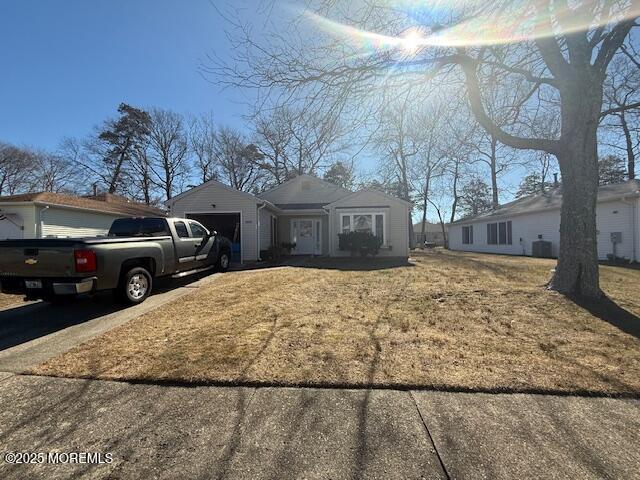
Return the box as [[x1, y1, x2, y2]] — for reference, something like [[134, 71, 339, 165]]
[[271, 216, 278, 247], [488, 221, 512, 245], [340, 213, 386, 245], [342, 215, 351, 233], [487, 223, 498, 245], [354, 214, 372, 232], [375, 214, 384, 239], [462, 225, 473, 244]]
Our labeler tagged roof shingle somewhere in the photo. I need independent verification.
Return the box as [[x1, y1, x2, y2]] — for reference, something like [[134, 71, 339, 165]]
[[0, 192, 166, 217]]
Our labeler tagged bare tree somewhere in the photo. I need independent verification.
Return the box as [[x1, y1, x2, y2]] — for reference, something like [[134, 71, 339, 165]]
[[30, 150, 80, 193], [147, 109, 190, 201], [190, 114, 219, 184], [214, 126, 265, 192], [210, 1, 640, 298], [252, 104, 347, 185], [0, 143, 34, 195], [253, 108, 293, 185], [602, 50, 640, 178]]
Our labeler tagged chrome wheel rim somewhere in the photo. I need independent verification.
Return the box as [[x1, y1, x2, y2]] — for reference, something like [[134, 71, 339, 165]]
[[220, 254, 229, 269], [128, 274, 148, 299]]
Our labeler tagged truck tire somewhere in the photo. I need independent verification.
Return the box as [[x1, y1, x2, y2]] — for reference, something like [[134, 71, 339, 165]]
[[117, 267, 152, 305], [216, 250, 231, 272]]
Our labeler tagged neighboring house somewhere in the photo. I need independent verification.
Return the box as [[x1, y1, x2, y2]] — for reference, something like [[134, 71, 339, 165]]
[[449, 180, 640, 262], [165, 174, 411, 262], [0, 192, 166, 240], [413, 221, 448, 246]]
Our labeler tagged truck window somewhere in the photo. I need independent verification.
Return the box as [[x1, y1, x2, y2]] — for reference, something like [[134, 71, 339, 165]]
[[108, 218, 170, 237], [174, 221, 190, 238], [189, 221, 208, 239]]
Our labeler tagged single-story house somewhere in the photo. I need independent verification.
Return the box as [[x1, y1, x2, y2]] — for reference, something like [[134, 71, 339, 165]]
[[448, 180, 640, 262], [413, 221, 448, 246], [0, 192, 166, 240], [165, 174, 411, 262]]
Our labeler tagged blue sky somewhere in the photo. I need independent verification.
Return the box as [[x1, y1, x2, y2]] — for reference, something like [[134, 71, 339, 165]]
[[0, 0, 251, 150]]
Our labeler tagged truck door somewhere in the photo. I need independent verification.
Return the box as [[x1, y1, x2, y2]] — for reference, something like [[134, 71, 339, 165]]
[[188, 220, 216, 267], [172, 220, 199, 271]]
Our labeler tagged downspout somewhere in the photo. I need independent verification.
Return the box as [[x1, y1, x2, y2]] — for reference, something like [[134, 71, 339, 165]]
[[37, 205, 50, 238], [257, 202, 267, 261]]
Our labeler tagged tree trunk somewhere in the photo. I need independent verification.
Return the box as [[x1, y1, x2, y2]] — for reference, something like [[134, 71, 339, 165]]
[[620, 112, 635, 179], [548, 81, 602, 298], [449, 160, 460, 224], [490, 135, 499, 209], [420, 171, 431, 240]]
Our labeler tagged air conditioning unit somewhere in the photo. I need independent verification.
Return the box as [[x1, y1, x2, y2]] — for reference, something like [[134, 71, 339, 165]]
[[532, 240, 553, 258]]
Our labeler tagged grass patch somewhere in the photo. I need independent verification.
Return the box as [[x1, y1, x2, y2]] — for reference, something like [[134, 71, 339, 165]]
[[31, 251, 640, 394], [0, 293, 21, 310]]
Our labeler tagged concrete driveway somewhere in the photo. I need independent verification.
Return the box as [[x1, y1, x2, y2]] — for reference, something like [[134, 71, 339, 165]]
[[0, 272, 221, 373], [0, 375, 638, 480]]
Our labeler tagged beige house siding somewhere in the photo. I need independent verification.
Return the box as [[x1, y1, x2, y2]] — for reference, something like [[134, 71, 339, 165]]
[[0, 204, 37, 239], [168, 181, 260, 262], [40, 207, 120, 238], [258, 207, 277, 252], [449, 198, 640, 262], [259, 175, 350, 205], [327, 190, 410, 258]]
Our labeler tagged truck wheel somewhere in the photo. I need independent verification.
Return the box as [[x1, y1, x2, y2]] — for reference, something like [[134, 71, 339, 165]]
[[118, 267, 152, 305], [216, 250, 231, 272]]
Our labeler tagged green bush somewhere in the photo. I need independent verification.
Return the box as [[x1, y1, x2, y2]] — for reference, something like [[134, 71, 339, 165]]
[[338, 231, 383, 257]]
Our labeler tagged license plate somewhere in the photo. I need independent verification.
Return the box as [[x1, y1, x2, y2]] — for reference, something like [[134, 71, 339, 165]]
[[25, 280, 42, 289]]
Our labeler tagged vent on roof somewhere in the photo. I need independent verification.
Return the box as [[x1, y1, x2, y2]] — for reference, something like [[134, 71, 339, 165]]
[[301, 180, 312, 190]]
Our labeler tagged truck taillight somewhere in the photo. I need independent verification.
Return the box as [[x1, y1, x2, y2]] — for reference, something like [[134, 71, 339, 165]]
[[74, 249, 97, 273]]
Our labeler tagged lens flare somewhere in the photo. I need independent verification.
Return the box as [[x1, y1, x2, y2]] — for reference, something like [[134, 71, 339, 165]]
[[304, 1, 640, 52]]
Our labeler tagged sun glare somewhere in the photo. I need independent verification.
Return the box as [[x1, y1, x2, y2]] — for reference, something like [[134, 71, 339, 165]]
[[400, 28, 426, 54]]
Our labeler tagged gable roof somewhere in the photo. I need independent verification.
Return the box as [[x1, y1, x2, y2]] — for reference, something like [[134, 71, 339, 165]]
[[164, 178, 280, 211], [165, 178, 261, 206], [0, 192, 166, 217], [324, 188, 412, 208], [257, 174, 352, 205], [452, 180, 640, 225]]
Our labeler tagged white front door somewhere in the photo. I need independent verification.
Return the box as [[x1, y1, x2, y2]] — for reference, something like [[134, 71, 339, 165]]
[[292, 218, 321, 255]]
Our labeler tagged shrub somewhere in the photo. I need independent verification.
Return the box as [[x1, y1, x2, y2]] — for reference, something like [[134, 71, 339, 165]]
[[280, 242, 296, 254], [338, 231, 383, 257]]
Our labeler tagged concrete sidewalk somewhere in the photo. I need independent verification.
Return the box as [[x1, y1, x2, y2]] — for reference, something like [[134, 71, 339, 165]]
[[1, 374, 638, 479]]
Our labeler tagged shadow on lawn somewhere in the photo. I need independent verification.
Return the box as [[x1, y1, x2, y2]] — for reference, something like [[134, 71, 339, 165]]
[[569, 294, 640, 340], [244, 256, 416, 272]]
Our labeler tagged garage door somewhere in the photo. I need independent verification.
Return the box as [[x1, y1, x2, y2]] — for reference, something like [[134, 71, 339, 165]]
[[186, 213, 241, 263]]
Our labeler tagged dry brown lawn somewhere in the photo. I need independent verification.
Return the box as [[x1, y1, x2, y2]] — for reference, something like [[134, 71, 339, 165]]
[[32, 251, 640, 394], [0, 293, 21, 310]]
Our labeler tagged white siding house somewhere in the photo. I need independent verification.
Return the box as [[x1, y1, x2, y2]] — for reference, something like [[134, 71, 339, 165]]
[[0, 192, 165, 240], [449, 180, 640, 262], [166, 175, 411, 262]]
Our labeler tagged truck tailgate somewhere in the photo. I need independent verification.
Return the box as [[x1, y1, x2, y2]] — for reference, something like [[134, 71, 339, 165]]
[[0, 242, 78, 278]]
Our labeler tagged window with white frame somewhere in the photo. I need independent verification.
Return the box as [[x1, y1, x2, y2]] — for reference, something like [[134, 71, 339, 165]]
[[462, 225, 473, 244], [340, 213, 386, 245]]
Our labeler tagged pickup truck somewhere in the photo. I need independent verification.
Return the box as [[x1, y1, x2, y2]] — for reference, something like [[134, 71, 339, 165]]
[[0, 217, 232, 305]]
